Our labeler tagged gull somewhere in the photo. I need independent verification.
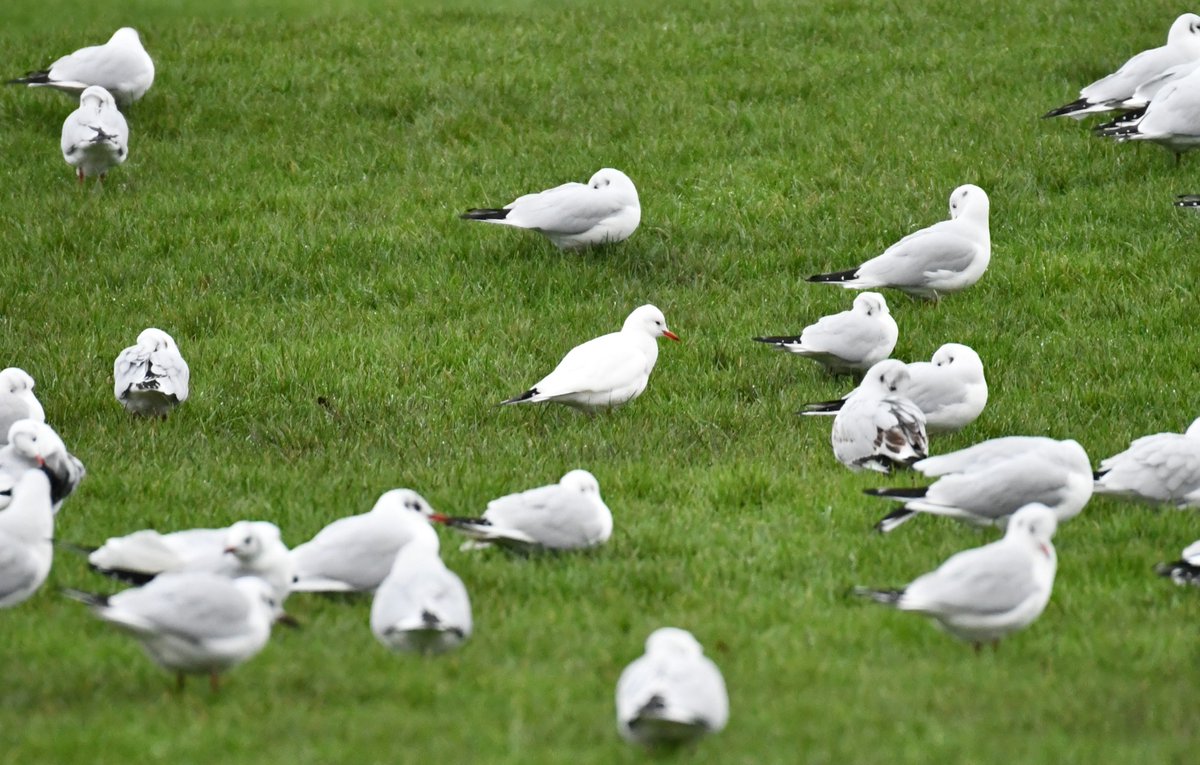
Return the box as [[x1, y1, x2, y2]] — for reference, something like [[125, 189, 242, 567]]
[[370, 535, 472, 655], [86, 521, 294, 603], [616, 627, 729, 746], [1155, 539, 1200, 586], [830, 359, 927, 473], [0, 419, 85, 514], [1092, 58, 1200, 131], [1093, 417, 1200, 507], [1044, 14, 1200, 119], [1177, 194, 1200, 208], [290, 489, 439, 592], [7, 27, 154, 106], [429, 469, 612, 552], [61, 86, 129, 185], [807, 185, 991, 300], [0, 469, 55, 608], [801, 343, 987, 434], [460, 168, 640, 249], [500, 304, 679, 412], [866, 436, 1093, 532], [114, 328, 189, 418], [752, 292, 898, 376], [65, 573, 283, 691], [1093, 65, 1200, 163], [0, 368, 45, 444], [854, 504, 1058, 651]]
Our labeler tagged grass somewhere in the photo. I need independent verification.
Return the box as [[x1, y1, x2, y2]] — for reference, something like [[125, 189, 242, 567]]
[[2, 0, 1199, 762]]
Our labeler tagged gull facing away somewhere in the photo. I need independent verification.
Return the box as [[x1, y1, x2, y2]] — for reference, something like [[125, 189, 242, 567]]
[[616, 627, 729, 747], [1043, 13, 1200, 119], [65, 573, 283, 691], [854, 504, 1058, 651], [86, 521, 294, 604], [61, 86, 128, 185], [752, 292, 898, 376], [1093, 65, 1200, 163], [370, 534, 472, 655], [801, 343, 987, 434], [0, 419, 85, 514], [831, 359, 927, 473], [461, 168, 640, 249], [866, 437, 1093, 532], [1093, 417, 1200, 507], [0, 368, 45, 444], [290, 489, 439, 592], [114, 328, 189, 418], [0, 469, 55, 608], [500, 304, 679, 412], [7, 27, 154, 106], [1155, 539, 1200, 586], [429, 469, 612, 552], [807, 185, 991, 300]]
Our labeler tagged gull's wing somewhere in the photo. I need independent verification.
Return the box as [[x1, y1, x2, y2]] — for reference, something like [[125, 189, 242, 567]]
[[617, 653, 728, 734], [149, 346, 190, 401], [113, 343, 152, 399], [532, 332, 647, 400], [923, 452, 1076, 520], [0, 537, 41, 604], [858, 222, 982, 287], [484, 483, 602, 548], [1097, 434, 1200, 501], [104, 573, 251, 640], [799, 309, 888, 358], [903, 542, 1038, 616], [1079, 45, 1178, 105], [505, 182, 623, 234], [290, 515, 405, 591], [903, 363, 966, 416], [914, 436, 1060, 477]]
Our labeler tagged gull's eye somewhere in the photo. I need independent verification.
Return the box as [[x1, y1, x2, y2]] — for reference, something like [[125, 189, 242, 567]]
[[244, 536, 253, 545]]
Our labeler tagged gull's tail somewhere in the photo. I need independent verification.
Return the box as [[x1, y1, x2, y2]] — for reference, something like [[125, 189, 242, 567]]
[[806, 268, 860, 285], [1093, 123, 1139, 141], [1041, 98, 1095, 119], [852, 586, 904, 605], [1155, 559, 1200, 586], [799, 398, 845, 416], [6, 70, 51, 86], [461, 208, 510, 221], [1092, 108, 1145, 132], [752, 335, 801, 347], [499, 387, 538, 405], [1175, 195, 1200, 209]]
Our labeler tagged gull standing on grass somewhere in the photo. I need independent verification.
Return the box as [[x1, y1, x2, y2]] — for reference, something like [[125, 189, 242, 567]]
[[807, 185, 991, 300], [114, 328, 189, 418], [1093, 65, 1200, 163], [65, 573, 285, 691], [370, 535, 472, 655], [500, 304, 679, 412], [616, 627, 729, 747], [7, 27, 154, 106], [1043, 13, 1200, 119], [0, 469, 55, 608], [0, 368, 45, 444], [461, 168, 640, 249], [0, 420, 85, 514], [830, 359, 927, 473], [290, 489, 439, 592], [801, 343, 987, 434], [752, 292, 898, 376], [854, 504, 1058, 652], [1091, 59, 1200, 132], [1093, 417, 1200, 507], [866, 436, 1093, 532], [61, 86, 128, 185], [1155, 539, 1200, 586], [428, 469, 611, 552]]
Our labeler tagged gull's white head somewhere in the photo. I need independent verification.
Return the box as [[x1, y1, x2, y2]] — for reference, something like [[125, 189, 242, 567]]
[[111, 27, 144, 46], [644, 627, 704, 657], [588, 168, 639, 205], [233, 576, 284, 620], [623, 304, 680, 342], [948, 184, 989, 221], [560, 469, 601, 496], [0, 368, 36, 397], [375, 488, 434, 517], [7, 420, 66, 462], [863, 359, 910, 395], [852, 292, 889, 318], [931, 343, 984, 379], [1167, 13, 1200, 46], [1006, 503, 1058, 546], [1184, 417, 1200, 439], [79, 85, 118, 112], [136, 328, 178, 353], [224, 521, 283, 563], [1045, 438, 1092, 476]]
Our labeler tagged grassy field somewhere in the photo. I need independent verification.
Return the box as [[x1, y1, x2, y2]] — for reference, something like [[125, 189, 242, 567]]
[[2, 0, 1199, 762]]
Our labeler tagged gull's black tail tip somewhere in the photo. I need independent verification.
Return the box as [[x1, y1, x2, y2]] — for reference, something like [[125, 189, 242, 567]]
[[806, 268, 859, 284], [461, 208, 510, 221]]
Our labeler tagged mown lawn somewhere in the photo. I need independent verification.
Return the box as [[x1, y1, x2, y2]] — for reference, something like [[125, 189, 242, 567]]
[[1, 0, 1198, 762]]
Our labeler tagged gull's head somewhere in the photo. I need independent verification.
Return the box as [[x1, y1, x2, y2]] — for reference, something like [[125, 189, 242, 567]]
[[560, 468, 601, 496], [948, 184, 988, 221], [111, 27, 143, 45], [1184, 417, 1200, 439], [645, 627, 704, 657], [79, 85, 117, 110], [0, 368, 36, 397], [375, 488, 435, 517], [8, 420, 65, 463], [1007, 503, 1058, 548], [588, 168, 638, 205], [136, 328, 178, 353], [852, 292, 889, 318], [931, 343, 984, 379], [1169, 13, 1200, 43], [624, 304, 679, 341], [863, 359, 909, 395], [234, 576, 285, 620], [1047, 438, 1092, 475], [223, 521, 282, 562]]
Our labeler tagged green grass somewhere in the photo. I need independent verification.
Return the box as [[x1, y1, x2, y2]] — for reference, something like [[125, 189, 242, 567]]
[[2, 0, 1199, 762]]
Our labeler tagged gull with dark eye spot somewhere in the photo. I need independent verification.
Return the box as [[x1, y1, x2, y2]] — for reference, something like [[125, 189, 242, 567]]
[[460, 168, 640, 249], [830, 360, 927, 473], [0, 419, 85, 515], [61, 86, 129, 185], [0, 368, 45, 445], [753, 292, 898, 376]]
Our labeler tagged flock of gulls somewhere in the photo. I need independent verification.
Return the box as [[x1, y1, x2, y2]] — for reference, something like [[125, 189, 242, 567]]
[[5, 13, 1200, 749]]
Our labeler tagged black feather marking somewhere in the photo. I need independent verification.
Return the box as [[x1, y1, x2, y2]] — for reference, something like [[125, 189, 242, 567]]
[[1041, 97, 1090, 119], [499, 388, 538, 405], [61, 587, 110, 608], [806, 268, 860, 284], [421, 609, 441, 628], [1092, 108, 1146, 132], [1175, 195, 1200, 208], [460, 207, 510, 221], [752, 335, 801, 344], [1156, 560, 1200, 583], [1092, 470, 1107, 480], [863, 486, 928, 499], [7, 70, 52, 86], [88, 564, 157, 586], [40, 464, 70, 505], [1093, 123, 1139, 138], [637, 694, 667, 717], [852, 586, 905, 604], [874, 507, 915, 532], [435, 514, 491, 528]]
